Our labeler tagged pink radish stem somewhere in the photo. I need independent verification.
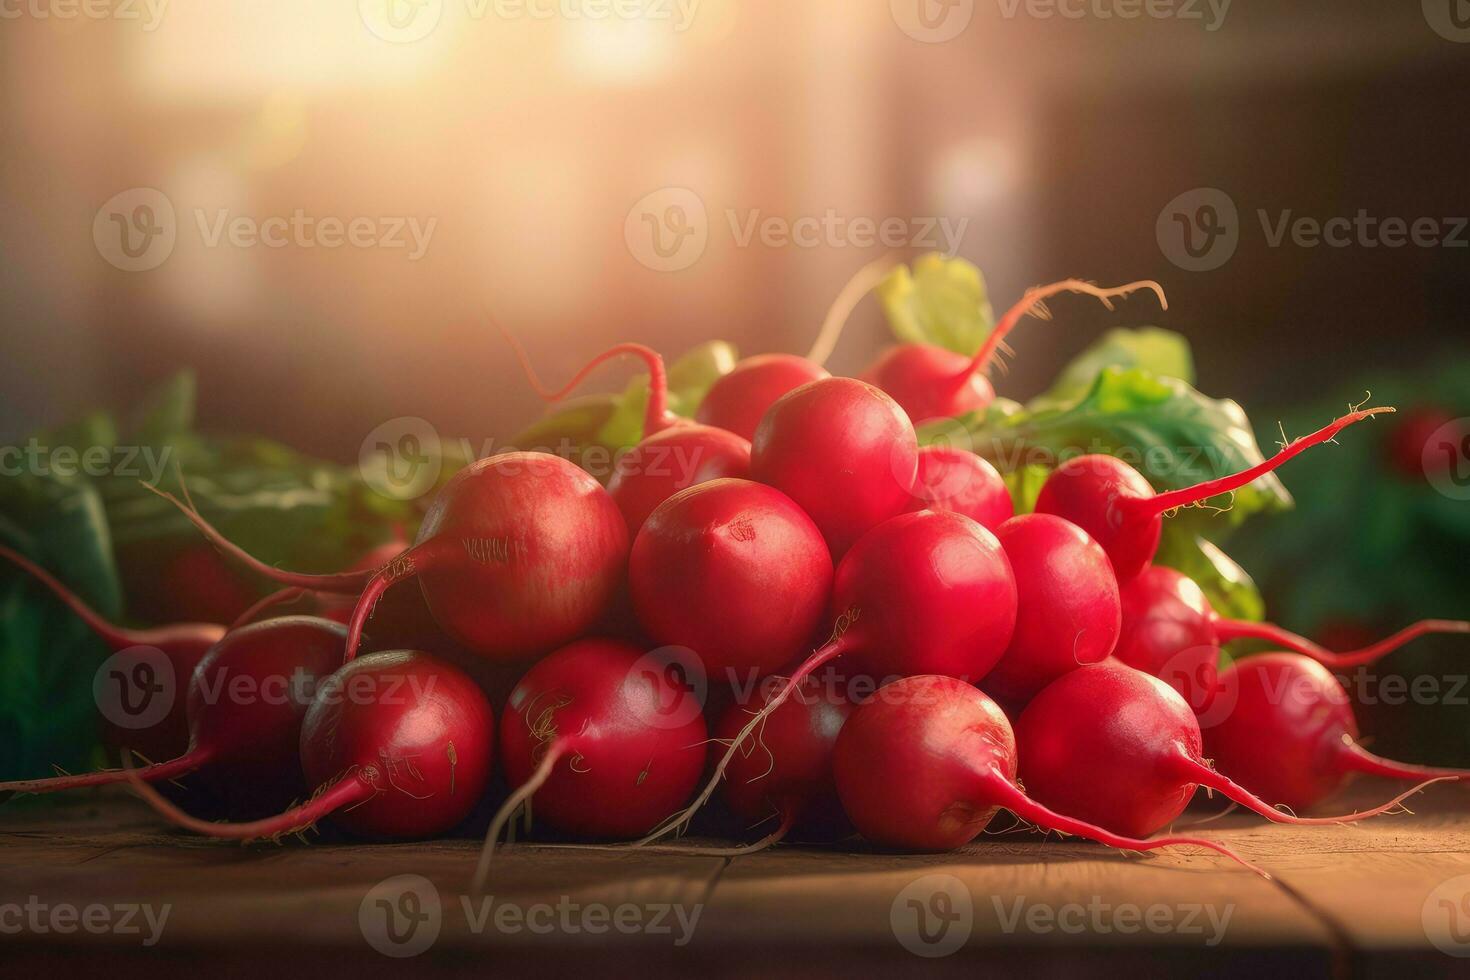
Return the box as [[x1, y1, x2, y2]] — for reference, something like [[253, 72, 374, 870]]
[[473, 738, 576, 893], [1335, 740, 1470, 784], [0, 543, 158, 649], [142, 485, 376, 595], [640, 632, 856, 844], [502, 334, 673, 436], [126, 763, 374, 839], [1180, 756, 1451, 825], [805, 253, 901, 367], [1212, 618, 1470, 669], [962, 279, 1167, 386], [341, 538, 460, 662], [229, 587, 310, 631], [535, 809, 798, 858], [0, 749, 210, 796], [980, 771, 1270, 879], [1120, 408, 1394, 520]]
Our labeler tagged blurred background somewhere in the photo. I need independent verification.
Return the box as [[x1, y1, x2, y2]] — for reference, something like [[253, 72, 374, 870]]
[[0, 0, 1468, 771], [2, 0, 1466, 449]]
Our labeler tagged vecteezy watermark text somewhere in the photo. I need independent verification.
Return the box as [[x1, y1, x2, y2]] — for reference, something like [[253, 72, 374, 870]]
[[358, 875, 702, 957], [1158, 187, 1467, 271], [0, 898, 170, 946], [0, 440, 172, 483], [93, 188, 437, 273], [0, 0, 169, 30], [624, 187, 968, 273]]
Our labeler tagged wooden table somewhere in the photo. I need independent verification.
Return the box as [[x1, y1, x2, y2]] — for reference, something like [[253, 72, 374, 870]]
[[3, 787, 1468, 978]]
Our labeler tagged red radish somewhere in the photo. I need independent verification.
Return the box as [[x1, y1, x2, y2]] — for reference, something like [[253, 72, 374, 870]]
[[1204, 653, 1469, 811], [507, 339, 751, 534], [0, 542, 223, 762], [474, 639, 708, 889], [832, 674, 1264, 873], [1387, 406, 1461, 480], [127, 651, 494, 840], [348, 453, 628, 661], [751, 377, 917, 557], [862, 280, 1167, 425], [983, 514, 1121, 702], [713, 675, 854, 844], [628, 478, 832, 680], [1034, 406, 1393, 583], [148, 455, 630, 663], [695, 254, 895, 441], [0, 616, 344, 811], [697, 354, 830, 442], [1015, 660, 1445, 837], [644, 508, 1016, 841], [1116, 565, 1470, 707], [908, 446, 1013, 530]]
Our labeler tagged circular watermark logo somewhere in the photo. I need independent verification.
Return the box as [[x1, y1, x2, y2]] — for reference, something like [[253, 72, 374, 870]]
[[94, 646, 175, 732], [627, 646, 708, 729], [624, 187, 708, 272], [359, 0, 443, 43], [93, 188, 176, 273], [359, 416, 443, 501], [1156, 187, 1239, 272], [1423, 418, 1470, 501], [1424, 874, 1470, 956], [360, 874, 442, 958], [1161, 645, 1237, 731], [890, 873, 973, 958], [1424, 0, 1470, 42], [890, 0, 975, 43]]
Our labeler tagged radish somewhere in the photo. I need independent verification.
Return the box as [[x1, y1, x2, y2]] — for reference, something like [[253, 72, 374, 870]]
[[862, 280, 1167, 425], [751, 377, 918, 557], [0, 542, 222, 762], [149, 454, 630, 663], [347, 452, 628, 661], [695, 254, 894, 441], [1033, 406, 1392, 583], [832, 674, 1264, 873], [628, 478, 832, 680], [127, 650, 494, 840], [0, 616, 345, 811], [1015, 660, 1445, 837], [1204, 653, 1468, 812], [713, 675, 855, 845], [644, 508, 1017, 840], [983, 514, 1121, 702], [908, 446, 1013, 531], [473, 638, 707, 889], [508, 338, 751, 534], [696, 354, 829, 442], [1116, 565, 1470, 707]]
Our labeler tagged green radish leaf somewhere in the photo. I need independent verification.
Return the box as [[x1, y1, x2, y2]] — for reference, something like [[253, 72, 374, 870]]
[[877, 253, 994, 355], [919, 366, 1292, 524], [1154, 524, 1264, 624], [594, 340, 739, 450], [1034, 327, 1195, 411], [0, 475, 118, 782]]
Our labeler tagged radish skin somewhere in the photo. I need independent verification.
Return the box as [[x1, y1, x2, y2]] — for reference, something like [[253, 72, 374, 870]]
[[1035, 407, 1394, 583], [1205, 653, 1470, 811], [128, 651, 495, 840], [1017, 661, 1450, 836], [832, 675, 1267, 876]]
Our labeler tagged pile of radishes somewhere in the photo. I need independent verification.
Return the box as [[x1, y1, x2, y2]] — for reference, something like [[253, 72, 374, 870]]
[[6, 257, 1467, 889]]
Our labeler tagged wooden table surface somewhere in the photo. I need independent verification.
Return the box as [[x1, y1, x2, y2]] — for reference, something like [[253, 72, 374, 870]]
[[3, 786, 1469, 979]]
